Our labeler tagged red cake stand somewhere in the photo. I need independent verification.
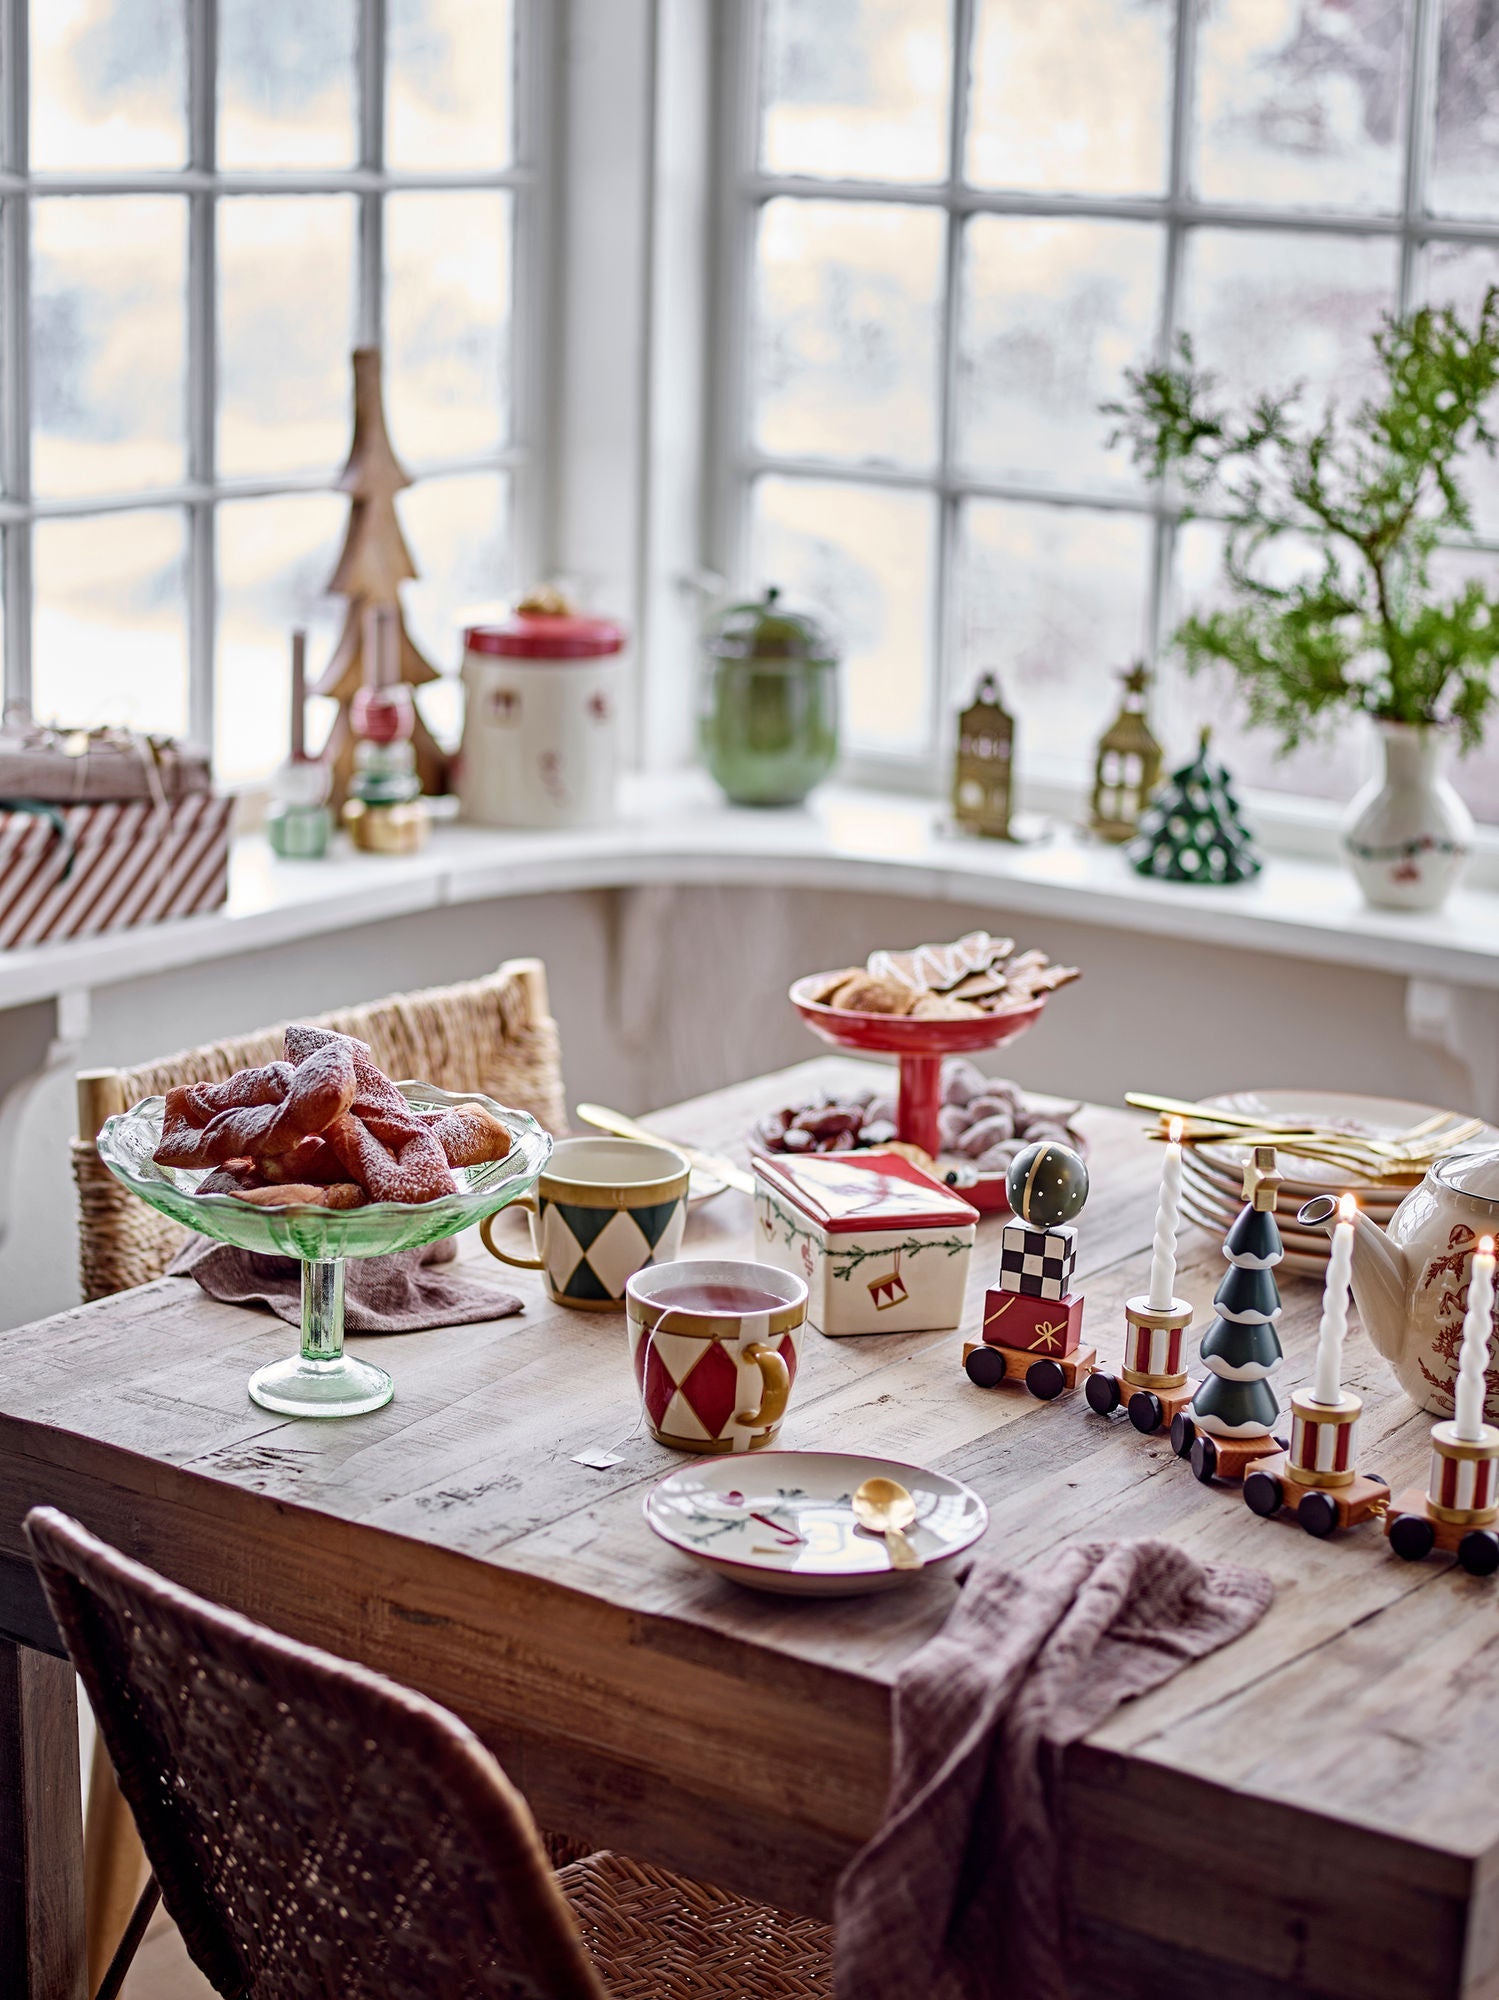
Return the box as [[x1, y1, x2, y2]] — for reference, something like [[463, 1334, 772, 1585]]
[[788, 975, 1048, 1211]]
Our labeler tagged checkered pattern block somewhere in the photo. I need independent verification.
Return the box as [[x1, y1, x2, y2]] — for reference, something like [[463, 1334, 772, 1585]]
[[982, 1287, 1084, 1357], [543, 1195, 685, 1304], [997, 1220, 1077, 1301]]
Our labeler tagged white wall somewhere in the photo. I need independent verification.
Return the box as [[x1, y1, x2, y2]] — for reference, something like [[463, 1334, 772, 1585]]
[[1, 883, 1468, 1331]]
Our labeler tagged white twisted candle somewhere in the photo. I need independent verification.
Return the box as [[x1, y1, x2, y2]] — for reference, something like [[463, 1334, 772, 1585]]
[[1454, 1236, 1497, 1442], [1311, 1194, 1357, 1407], [1147, 1119, 1183, 1313]]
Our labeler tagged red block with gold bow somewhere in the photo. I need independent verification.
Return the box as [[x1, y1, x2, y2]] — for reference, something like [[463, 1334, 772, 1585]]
[[981, 1287, 1085, 1357]]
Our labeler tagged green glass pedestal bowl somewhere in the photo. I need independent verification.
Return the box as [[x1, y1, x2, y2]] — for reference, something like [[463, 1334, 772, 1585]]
[[97, 1083, 553, 1419]]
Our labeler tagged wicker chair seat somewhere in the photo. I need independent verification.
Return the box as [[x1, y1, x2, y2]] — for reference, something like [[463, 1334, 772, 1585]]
[[559, 1852, 833, 1998]]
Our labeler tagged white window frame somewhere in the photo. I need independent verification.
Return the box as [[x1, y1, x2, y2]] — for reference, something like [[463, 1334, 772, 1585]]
[[709, 0, 1499, 812], [0, 0, 553, 767]]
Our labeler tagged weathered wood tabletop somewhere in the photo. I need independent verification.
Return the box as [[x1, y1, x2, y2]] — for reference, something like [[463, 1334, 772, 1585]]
[[0, 1056, 1492, 2000]]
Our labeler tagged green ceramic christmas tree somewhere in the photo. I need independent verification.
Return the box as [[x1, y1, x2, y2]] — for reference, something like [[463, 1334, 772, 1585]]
[[1130, 729, 1260, 885]]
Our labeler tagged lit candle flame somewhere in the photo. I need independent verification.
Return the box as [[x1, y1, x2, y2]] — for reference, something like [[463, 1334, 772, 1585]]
[[1483, 1236, 1496, 1259], [1337, 1192, 1358, 1224]]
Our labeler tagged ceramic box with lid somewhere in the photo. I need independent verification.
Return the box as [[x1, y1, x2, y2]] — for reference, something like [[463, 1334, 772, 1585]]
[[753, 1150, 979, 1337]]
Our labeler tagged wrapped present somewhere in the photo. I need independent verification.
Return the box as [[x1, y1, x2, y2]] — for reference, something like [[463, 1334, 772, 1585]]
[[0, 717, 211, 805], [997, 1219, 1078, 1300], [982, 1287, 1085, 1357], [0, 793, 233, 948]]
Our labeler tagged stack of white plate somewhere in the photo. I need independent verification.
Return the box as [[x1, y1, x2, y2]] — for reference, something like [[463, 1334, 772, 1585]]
[[1181, 1089, 1490, 1279]]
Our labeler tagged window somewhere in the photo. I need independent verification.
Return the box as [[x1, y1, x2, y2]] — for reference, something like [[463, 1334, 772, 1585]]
[[716, 0, 1499, 819], [3, 0, 547, 786]]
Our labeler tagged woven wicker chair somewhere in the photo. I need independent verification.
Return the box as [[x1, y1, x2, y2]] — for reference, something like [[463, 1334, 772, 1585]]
[[25, 1508, 833, 2000], [69, 956, 569, 1987], [71, 956, 568, 1304]]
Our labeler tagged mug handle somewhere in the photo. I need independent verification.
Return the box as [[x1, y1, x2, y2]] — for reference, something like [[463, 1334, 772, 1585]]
[[479, 1196, 546, 1271], [736, 1343, 791, 1431]]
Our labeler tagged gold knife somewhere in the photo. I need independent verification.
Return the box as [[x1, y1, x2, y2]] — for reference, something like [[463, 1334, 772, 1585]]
[[574, 1102, 756, 1195]]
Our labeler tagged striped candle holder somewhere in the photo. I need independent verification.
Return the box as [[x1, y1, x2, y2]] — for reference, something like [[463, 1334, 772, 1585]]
[[1286, 1389, 1362, 1489], [1121, 1296, 1193, 1391], [1426, 1422, 1499, 1526]]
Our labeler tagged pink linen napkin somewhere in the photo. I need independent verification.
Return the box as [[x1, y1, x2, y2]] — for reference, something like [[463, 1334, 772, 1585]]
[[835, 1538, 1272, 2000], [167, 1233, 524, 1334]]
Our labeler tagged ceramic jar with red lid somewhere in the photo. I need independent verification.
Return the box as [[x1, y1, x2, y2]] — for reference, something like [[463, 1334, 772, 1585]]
[[458, 591, 626, 828]]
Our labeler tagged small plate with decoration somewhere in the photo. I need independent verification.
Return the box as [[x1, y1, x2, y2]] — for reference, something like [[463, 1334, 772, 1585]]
[[643, 1449, 988, 1596]]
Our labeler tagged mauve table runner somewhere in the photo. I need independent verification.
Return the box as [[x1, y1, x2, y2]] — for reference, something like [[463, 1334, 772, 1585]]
[[835, 1539, 1273, 2000]]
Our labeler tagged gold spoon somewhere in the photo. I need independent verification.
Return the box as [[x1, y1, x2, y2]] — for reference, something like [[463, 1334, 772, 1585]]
[[852, 1476, 921, 1570]]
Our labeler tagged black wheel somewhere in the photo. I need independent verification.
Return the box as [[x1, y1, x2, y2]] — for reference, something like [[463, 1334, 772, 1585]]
[[1366, 1472, 1389, 1488], [1127, 1389, 1163, 1434], [964, 1346, 1007, 1389], [1458, 1529, 1499, 1578], [1169, 1412, 1196, 1458], [1190, 1435, 1219, 1485], [1273, 1435, 1289, 1452], [1244, 1470, 1283, 1518], [1298, 1489, 1340, 1538], [1388, 1512, 1436, 1561], [1026, 1358, 1067, 1401], [1085, 1372, 1120, 1417]]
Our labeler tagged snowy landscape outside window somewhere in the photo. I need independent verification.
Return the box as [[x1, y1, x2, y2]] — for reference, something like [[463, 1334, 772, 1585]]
[[718, 0, 1499, 820], [0, 0, 544, 787]]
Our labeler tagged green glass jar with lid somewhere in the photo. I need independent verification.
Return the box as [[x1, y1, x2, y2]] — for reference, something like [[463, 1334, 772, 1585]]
[[699, 587, 840, 806]]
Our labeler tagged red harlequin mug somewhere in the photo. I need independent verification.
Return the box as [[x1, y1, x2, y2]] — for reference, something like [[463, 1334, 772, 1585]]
[[625, 1258, 808, 1453]]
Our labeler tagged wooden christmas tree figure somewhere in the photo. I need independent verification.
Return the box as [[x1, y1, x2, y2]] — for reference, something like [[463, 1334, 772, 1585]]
[[315, 348, 447, 808], [1172, 1146, 1285, 1482]]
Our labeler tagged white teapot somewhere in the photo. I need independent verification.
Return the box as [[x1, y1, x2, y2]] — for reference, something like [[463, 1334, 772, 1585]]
[[1301, 1149, 1499, 1417]]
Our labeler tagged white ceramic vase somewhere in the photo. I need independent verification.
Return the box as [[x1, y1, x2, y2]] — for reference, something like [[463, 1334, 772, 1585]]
[[1341, 720, 1473, 913]]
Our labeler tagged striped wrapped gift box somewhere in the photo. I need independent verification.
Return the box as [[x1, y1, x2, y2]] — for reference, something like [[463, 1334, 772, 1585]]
[[0, 793, 233, 949]]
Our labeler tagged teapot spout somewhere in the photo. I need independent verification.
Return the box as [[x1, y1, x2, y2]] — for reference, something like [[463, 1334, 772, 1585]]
[[1298, 1195, 1410, 1365]]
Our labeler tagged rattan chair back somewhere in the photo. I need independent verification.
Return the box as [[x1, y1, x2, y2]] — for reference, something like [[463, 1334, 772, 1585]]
[[25, 1506, 609, 2000], [70, 956, 567, 1302]]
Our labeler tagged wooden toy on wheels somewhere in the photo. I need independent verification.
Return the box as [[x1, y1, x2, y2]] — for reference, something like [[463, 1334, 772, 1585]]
[[1084, 1295, 1194, 1433], [964, 1141, 1094, 1400], [1242, 1389, 1389, 1536], [1386, 1423, 1499, 1576], [1172, 1145, 1286, 1482]]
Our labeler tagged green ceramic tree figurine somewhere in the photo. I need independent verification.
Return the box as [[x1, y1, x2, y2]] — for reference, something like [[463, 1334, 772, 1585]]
[[1130, 729, 1260, 885]]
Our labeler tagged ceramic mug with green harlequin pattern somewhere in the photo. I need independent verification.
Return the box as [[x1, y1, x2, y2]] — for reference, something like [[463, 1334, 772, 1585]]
[[479, 1136, 690, 1309]]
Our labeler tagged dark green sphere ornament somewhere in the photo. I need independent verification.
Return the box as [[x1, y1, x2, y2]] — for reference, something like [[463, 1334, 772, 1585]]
[[1007, 1141, 1089, 1227]]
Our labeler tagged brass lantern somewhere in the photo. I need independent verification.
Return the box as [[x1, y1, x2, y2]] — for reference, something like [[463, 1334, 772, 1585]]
[[1090, 662, 1162, 843], [952, 672, 1015, 840]]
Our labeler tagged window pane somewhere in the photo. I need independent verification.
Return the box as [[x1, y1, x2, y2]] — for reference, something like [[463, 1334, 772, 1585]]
[[759, 0, 951, 184], [387, 0, 514, 170], [1418, 242, 1499, 539], [216, 493, 346, 786], [752, 199, 943, 470], [953, 501, 1152, 771], [399, 472, 513, 747], [957, 216, 1163, 495], [751, 474, 935, 754], [1176, 230, 1398, 415], [32, 197, 186, 498], [1166, 518, 1368, 804], [966, 0, 1170, 195], [31, 0, 186, 169], [33, 510, 188, 737], [219, 197, 357, 479], [1431, 0, 1499, 218], [219, 0, 357, 169], [1193, 0, 1409, 212], [385, 192, 511, 463], [1429, 545, 1499, 822]]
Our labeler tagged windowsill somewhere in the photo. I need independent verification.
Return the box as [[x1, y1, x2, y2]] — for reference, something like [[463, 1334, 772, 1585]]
[[2, 770, 1498, 1015]]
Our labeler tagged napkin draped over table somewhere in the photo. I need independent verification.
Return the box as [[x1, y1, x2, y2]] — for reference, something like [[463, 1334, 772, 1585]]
[[835, 1538, 1273, 2000], [168, 1234, 525, 1334]]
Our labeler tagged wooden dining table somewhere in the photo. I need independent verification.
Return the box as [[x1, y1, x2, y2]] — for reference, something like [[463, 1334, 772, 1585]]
[[1, 1053, 1496, 2000]]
